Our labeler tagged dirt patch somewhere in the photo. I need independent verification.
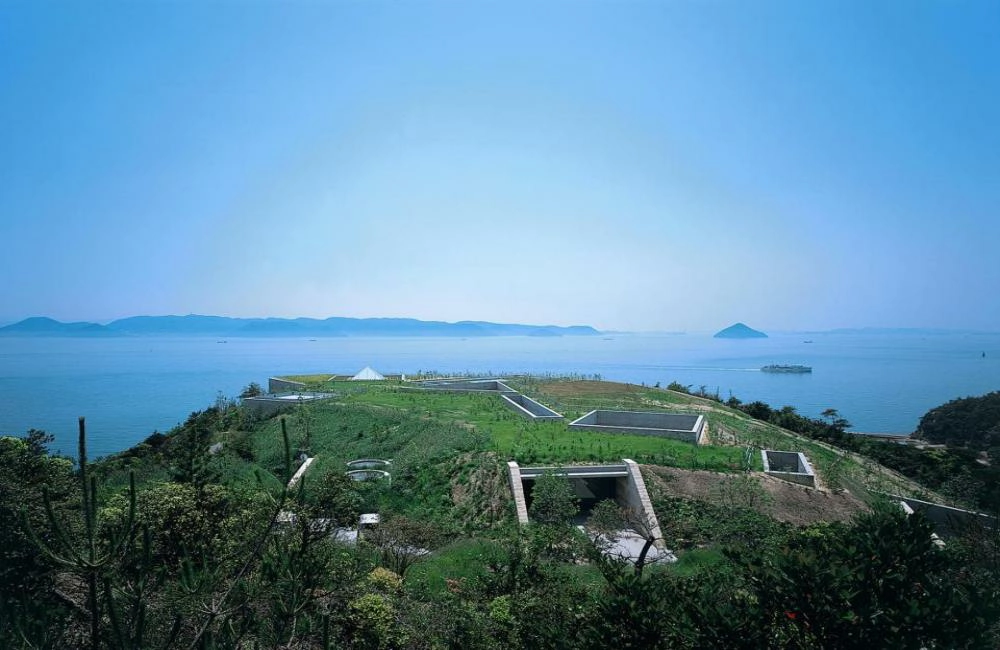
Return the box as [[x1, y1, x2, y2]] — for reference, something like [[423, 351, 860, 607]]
[[449, 452, 511, 527], [539, 380, 644, 398], [643, 465, 868, 526]]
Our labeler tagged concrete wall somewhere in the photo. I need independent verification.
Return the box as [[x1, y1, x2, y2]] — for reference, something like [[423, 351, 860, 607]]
[[242, 397, 298, 417], [500, 393, 563, 420], [346, 469, 391, 482], [895, 495, 997, 538], [761, 450, 816, 487], [269, 377, 307, 393], [568, 410, 705, 443], [242, 393, 334, 417], [508, 461, 530, 524], [618, 459, 665, 549], [415, 379, 516, 393]]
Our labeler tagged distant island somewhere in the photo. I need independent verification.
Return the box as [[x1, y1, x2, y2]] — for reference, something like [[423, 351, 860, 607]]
[[0, 314, 601, 338], [0, 316, 120, 337], [713, 322, 768, 339]]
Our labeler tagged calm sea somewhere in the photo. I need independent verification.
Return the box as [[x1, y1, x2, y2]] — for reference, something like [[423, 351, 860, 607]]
[[1, 332, 998, 459]]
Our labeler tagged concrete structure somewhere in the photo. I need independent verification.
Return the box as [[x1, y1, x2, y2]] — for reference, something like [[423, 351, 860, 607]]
[[508, 459, 664, 549], [413, 378, 516, 393], [500, 393, 563, 421], [894, 495, 997, 538], [351, 366, 386, 381], [287, 457, 315, 489], [346, 469, 391, 484], [242, 392, 335, 417], [568, 410, 706, 444], [347, 459, 392, 470], [761, 450, 816, 487], [269, 377, 307, 393]]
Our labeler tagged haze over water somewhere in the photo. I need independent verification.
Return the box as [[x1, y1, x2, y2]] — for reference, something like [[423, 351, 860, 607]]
[[2, 331, 997, 459]]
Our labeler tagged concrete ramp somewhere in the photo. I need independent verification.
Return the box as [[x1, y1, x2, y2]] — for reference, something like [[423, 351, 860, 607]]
[[500, 393, 563, 420]]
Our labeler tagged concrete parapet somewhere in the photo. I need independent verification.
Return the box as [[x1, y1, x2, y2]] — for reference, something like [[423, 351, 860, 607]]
[[413, 378, 517, 393], [346, 469, 391, 483], [761, 450, 816, 487], [269, 377, 307, 393], [508, 461, 530, 524], [620, 459, 665, 549], [568, 410, 705, 444], [288, 457, 315, 489], [347, 459, 392, 470]]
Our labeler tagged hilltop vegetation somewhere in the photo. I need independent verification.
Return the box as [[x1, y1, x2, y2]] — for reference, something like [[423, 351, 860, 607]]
[[916, 390, 1000, 451], [1, 377, 997, 648]]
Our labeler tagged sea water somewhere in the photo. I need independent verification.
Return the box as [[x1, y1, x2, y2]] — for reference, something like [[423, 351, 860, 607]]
[[0, 331, 997, 459]]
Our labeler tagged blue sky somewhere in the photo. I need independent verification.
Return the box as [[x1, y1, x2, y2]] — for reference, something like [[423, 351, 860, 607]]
[[1, 1, 997, 332]]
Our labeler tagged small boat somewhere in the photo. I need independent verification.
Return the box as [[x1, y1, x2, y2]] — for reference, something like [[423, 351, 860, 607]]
[[761, 364, 812, 373]]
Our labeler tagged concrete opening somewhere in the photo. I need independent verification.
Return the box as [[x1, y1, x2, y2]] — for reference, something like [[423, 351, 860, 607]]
[[521, 472, 621, 521], [500, 393, 563, 420], [509, 461, 662, 533], [568, 410, 706, 444], [761, 450, 816, 487], [508, 460, 672, 562]]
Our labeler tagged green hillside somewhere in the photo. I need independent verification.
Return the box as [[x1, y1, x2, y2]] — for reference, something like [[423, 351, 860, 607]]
[[3, 375, 995, 649]]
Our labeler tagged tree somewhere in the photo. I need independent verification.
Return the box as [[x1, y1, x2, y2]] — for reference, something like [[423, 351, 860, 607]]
[[365, 515, 441, 577], [21, 419, 140, 650], [168, 409, 220, 490], [821, 407, 852, 432], [585, 500, 663, 576], [240, 382, 264, 399], [528, 472, 579, 527]]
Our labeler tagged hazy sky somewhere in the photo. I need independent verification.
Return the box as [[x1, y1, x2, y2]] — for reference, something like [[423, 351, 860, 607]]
[[1, 1, 997, 332]]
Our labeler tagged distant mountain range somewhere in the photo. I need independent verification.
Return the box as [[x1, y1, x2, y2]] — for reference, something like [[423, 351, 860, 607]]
[[0, 315, 601, 338], [0, 317, 121, 337]]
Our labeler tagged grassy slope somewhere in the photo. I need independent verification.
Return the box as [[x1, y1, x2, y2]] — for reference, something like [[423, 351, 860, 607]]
[[275, 375, 934, 502], [93, 374, 945, 596]]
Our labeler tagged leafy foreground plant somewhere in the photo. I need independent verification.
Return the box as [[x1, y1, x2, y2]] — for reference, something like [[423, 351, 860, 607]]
[[736, 503, 998, 649], [19, 418, 305, 650]]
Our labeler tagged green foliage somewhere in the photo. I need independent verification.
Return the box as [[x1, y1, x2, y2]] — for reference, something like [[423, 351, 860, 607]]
[[0, 430, 75, 646], [239, 381, 263, 398], [305, 470, 363, 525], [7, 380, 999, 648], [738, 504, 996, 649], [168, 408, 221, 488], [20, 418, 141, 650], [916, 390, 1000, 450], [528, 472, 579, 526]]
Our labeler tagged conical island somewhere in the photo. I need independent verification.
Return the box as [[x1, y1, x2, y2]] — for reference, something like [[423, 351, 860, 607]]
[[714, 322, 768, 339]]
